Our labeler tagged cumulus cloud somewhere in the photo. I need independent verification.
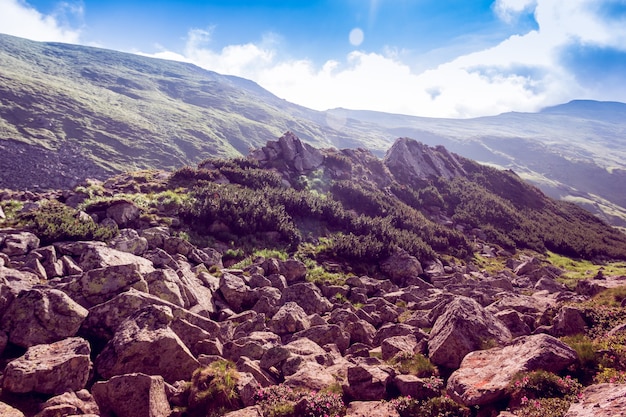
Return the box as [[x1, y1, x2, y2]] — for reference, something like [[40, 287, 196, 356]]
[[0, 0, 82, 43], [158, 0, 626, 118]]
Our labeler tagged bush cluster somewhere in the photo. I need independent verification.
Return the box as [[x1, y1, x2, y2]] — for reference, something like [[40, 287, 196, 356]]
[[21, 200, 118, 245], [254, 384, 346, 417], [391, 395, 470, 417]]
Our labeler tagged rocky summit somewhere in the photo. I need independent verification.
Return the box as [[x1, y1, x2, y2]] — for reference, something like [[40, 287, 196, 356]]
[[0, 133, 625, 417]]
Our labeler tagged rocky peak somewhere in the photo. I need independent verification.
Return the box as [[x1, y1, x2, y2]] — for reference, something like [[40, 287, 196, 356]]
[[384, 137, 466, 184], [249, 131, 324, 173]]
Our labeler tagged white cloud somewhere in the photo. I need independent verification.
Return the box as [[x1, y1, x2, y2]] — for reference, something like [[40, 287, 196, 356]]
[[154, 0, 625, 118], [0, 0, 82, 43]]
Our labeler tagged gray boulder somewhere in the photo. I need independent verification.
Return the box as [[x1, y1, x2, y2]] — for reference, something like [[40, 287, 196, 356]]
[[381, 250, 425, 287], [3, 337, 92, 395], [109, 228, 148, 255], [79, 263, 149, 306], [280, 282, 332, 315], [268, 301, 311, 335], [293, 324, 351, 354], [37, 389, 100, 416], [95, 305, 200, 383], [565, 383, 626, 417], [92, 373, 171, 417], [428, 296, 512, 369], [0, 230, 40, 256], [346, 364, 394, 401], [2, 288, 88, 347]]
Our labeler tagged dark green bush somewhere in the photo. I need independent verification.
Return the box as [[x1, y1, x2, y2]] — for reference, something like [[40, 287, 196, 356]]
[[21, 200, 118, 244]]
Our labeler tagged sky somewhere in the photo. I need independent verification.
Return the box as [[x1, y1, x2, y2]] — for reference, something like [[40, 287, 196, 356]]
[[1, 0, 626, 118]]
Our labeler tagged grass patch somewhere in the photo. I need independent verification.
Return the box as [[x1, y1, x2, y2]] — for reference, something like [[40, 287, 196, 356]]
[[545, 251, 626, 288]]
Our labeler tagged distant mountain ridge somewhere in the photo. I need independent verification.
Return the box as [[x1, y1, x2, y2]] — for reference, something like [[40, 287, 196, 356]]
[[1, 33, 626, 226]]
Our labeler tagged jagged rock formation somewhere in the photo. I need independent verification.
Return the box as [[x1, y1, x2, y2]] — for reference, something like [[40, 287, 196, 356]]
[[384, 137, 466, 185], [250, 131, 324, 173]]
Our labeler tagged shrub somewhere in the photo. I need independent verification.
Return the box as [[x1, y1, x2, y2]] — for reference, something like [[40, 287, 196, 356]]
[[187, 360, 241, 417], [514, 397, 573, 417], [21, 200, 118, 244], [508, 370, 581, 411], [389, 352, 439, 378], [254, 384, 346, 417], [391, 395, 470, 417]]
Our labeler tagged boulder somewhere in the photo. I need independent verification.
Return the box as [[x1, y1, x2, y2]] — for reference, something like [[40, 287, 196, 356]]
[[346, 364, 394, 401], [79, 263, 149, 306], [494, 309, 532, 338], [428, 296, 512, 369], [223, 406, 263, 417], [0, 230, 40, 256], [344, 401, 400, 417], [37, 389, 100, 416], [62, 242, 154, 274], [293, 324, 351, 354], [381, 250, 426, 288], [278, 259, 307, 283], [92, 373, 170, 417], [551, 306, 588, 337], [284, 361, 337, 391], [1, 288, 88, 347], [220, 272, 251, 312], [224, 332, 282, 362], [106, 200, 140, 227], [144, 268, 186, 307], [280, 282, 332, 315], [393, 374, 441, 400], [81, 288, 220, 343], [576, 276, 626, 297], [373, 323, 423, 347], [381, 335, 422, 361], [95, 305, 200, 383], [0, 266, 40, 314], [447, 334, 578, 406], [0, 402, 24, 417], [109, 228, 149, 255], [564, 383, 626, 417], [140, 226, 170, 249], [29, 245, 64, 278], [268, 301, 311, 335], [3, 337, 92, 395]]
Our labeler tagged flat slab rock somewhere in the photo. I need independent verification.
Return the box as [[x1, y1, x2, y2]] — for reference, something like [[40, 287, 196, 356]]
[[344, 400, 400, 417], [447, 333, 578, 406], [565, 383, 626, 417]]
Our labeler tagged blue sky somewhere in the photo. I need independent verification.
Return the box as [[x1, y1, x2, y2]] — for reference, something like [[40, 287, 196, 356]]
[[1, 0, 626, 118]]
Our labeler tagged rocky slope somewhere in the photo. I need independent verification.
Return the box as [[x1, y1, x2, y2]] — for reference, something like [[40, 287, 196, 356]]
[[0, 134, 625, 417]]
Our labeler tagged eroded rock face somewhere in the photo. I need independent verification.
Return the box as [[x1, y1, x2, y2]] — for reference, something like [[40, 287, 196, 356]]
[[1, 288, 88, 347], [92, 373, 170, 417], [250, 131, 324, 174], [564, 383, 626, 417], [446, 334, 578, 406], [3, 337, 92, 395]]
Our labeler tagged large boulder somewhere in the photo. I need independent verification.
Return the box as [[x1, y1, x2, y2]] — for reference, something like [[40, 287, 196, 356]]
[[381, 250, 425, 287], [428, 296, 512, 369], [109, 228, 149, 256], [293, 324, 351, 354], [345, 364, 394, 401], [268, 301, 311, 335], [106, 200, 141, 227], [280, 282, 332, 315], [92, 373, 171, 417], [0, 267, 42, 317], [57, 242, 154, 274], [95, 305, 200, 383], [78, 263, 149, 306], [220, 272, 251, 312], [0, 402, 24, 417], [0, 230, 40, 256], [344, 400, 400, 417], [37, 389, 100, 416], [1, 288, 88, 347], [3, 337, 92, 395], [81, 288, 220, 343], [565, 383, 626, 417], [447, 334, 578, 406]]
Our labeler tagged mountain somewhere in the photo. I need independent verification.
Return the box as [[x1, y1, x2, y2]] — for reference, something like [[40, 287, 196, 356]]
[[1, 33, 626, 227], [0, 33, 390, 190], [331, 102, 626, 227]]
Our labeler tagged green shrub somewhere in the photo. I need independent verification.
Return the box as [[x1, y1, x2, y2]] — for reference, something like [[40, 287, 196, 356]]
[[389, 352, 439, 378], [187, 360, 241, 417], [508, 370, 581, 403], [391, 395, 470, 417], [514, 397, 573, 417], [254, 384, 346, 417], [21, 200, 118, 244]]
